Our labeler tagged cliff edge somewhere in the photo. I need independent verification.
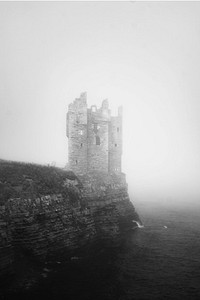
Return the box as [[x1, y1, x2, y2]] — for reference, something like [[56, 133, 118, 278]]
[[0, 160, 140, 279]]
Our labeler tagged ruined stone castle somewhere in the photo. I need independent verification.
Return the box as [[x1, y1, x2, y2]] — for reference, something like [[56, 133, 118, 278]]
[[66, 92, 122, 174]]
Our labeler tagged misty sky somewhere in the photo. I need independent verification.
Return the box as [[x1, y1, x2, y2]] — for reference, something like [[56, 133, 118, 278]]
[[0, 1, 200, 201]]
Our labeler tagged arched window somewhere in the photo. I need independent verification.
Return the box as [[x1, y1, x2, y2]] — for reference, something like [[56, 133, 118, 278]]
[[93, 123, 100, 134], [96, 136, 100, 145]]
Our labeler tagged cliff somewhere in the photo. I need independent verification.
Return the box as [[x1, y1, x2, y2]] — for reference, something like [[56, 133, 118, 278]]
[[0, 160, 140, 280]]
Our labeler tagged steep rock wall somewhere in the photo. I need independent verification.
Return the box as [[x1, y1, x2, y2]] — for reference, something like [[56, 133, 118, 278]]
[[0, 206, 14, 276], [0, 171, 139, 277]]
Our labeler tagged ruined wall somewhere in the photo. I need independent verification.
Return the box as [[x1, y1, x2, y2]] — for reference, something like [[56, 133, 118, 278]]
[[87, 103, 110, 173], [66, 94, 122, 174], [66, 92, 88, 174], [108, 107, 122, 173]]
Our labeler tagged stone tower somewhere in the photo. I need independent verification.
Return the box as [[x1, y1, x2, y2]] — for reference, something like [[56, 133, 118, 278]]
[[66, 93, 122, 175]]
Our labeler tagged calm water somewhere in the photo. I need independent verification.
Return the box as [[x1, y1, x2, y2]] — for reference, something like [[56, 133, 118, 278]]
[[115, 200, 200, 300], [3, 200, 200, 300]]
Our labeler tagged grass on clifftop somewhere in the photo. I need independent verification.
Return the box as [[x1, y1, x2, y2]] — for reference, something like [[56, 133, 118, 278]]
[[0, 160, 78, 205]]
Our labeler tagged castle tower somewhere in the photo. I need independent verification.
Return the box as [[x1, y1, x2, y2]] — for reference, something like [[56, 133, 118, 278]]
[[66, 92, 88, 174], [87, 99, 111, 173], [108, 106, 122, 173], [66, 93, 122, 175]]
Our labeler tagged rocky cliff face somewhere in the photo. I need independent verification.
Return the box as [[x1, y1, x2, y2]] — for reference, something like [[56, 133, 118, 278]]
[[0, 161, 140, 278], [0, 206, 14, 277]]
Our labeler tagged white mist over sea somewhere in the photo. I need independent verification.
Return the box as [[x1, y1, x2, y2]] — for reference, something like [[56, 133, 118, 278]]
[[1, 2, 200, 205]]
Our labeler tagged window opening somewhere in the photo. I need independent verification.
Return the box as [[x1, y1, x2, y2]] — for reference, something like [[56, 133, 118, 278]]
[[93, 123, 99, 134], [115, 144, 117, 147], [91, 106, 96, 112], [96, 136, 100, 145], [75, 160, 78, 165], [117, 127, 119, 132]]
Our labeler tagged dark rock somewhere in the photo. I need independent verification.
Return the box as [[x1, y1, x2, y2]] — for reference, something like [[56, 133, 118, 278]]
[[0, 161, 140, 284]]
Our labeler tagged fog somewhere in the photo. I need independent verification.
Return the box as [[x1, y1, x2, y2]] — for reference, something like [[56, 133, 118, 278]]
[[0, 2, 200, 204]]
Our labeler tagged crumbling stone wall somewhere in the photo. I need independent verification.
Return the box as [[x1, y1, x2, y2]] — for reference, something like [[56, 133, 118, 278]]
[[109, 107, 123, 173], [87, 104, 110, 173], [66, 93, 122, 174], [66, 92, 88, 174]]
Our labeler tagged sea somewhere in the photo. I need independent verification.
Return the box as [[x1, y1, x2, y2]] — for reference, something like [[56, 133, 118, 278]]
[[2, 199, 200, 300]]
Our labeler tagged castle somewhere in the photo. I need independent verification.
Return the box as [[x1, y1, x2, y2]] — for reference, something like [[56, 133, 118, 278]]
[[66, 92, 122, 175]]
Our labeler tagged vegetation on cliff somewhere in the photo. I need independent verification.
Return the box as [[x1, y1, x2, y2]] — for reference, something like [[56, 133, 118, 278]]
[[0, 158, 140, 294], [0, 160, 78, 205]]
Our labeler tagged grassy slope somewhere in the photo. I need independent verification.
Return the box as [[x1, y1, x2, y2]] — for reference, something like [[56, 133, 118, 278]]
[[0, 160, 77, 205]]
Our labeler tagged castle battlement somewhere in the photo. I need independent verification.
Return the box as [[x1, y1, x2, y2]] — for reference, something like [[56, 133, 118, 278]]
[[66, 93, 122, 175]]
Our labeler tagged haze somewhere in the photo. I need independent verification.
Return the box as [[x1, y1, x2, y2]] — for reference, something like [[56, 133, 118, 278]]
[[0, 2, 200, 203]]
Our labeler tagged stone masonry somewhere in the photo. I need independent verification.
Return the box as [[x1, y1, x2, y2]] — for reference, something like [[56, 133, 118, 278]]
[[66, 92, 122, 175]]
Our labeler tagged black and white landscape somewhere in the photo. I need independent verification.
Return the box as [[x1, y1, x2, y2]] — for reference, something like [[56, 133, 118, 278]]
[[1, 2, 200, 299]]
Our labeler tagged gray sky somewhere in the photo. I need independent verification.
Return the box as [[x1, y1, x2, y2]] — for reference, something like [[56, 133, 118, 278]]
[[0, 1, 200, 202]]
